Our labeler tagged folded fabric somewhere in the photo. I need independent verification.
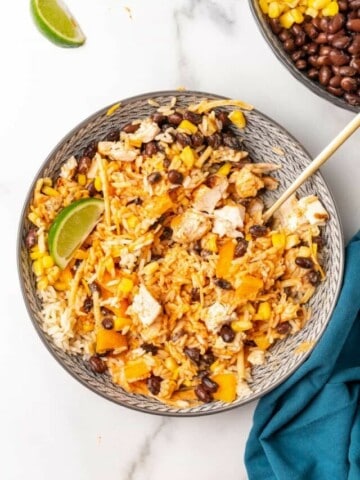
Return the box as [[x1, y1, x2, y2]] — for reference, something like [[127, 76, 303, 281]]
[[245, 231, 360, 480]]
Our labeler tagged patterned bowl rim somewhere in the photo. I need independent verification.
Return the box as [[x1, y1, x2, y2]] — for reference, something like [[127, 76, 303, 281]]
[[248, 0, 360, 114], [17, 90, 344, 416]]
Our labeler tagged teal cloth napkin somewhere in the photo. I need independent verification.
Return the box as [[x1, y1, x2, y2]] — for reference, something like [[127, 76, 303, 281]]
[[245, 232, 360, 480]]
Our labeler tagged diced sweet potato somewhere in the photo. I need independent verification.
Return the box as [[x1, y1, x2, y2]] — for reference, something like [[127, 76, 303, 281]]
[[124, 359, 151, 383], [235, 275, 263, 299], [216, 239, 235, 278], [212, 373, 237, 403], [96, 329, 128, 354]]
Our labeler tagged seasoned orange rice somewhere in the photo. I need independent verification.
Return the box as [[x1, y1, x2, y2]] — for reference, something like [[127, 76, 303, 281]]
[[26, 98, 329, 407]]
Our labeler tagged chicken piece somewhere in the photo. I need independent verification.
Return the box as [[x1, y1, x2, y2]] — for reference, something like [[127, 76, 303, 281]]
[[171, 210, 212, 243], [213, 205, 245, 238], [298, 196, 329, 226], [203, 302, 230, 333], [247, 349, 265, 366], [193, 176, 228, 213], [60, 156, 77, 180], [129, 284, 162, 326], [98, 141, 138, 161], [247, 198, 264, 224], [230, 163, 280, 199], [275, 195, 307, 232], [263, 176, 279, 191], [128, 118, 160, 143]]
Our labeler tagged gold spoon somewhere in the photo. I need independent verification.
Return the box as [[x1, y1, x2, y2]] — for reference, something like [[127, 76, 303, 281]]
[[263, 113, 360, 223]]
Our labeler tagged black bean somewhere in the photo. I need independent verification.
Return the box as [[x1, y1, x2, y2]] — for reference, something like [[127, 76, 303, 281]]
[[269, 18, 282, 35], [126, 197, 143, 206], [184, 110, 203, 125], [105, 129, 120, 141], [168, 112, 183, 125], [83, 297, 93, 313], [329, 49, 350, 66], [25, 228, 37, 249], [312, 235, 324, 249], [331, 35, 351, 49], [219, 324, 235, 343], [190, 288, 200, 302], [176, 132, 192, 147], [160, 226, 173, 241], [327, 85, 344, 96], [295, 256, 314, 269], [214, 278, 234, 290], [319, 65, 332, 85], [244, 339, 256, 347], [328, 13, 345, 33], [102, 317, 114, 329], [147, 171, 162, 184], [207, 132, 222, 149], [222, 133, 241, 150], [216, 110, 230, 127], [89, 355, 107, 374], [276, 322, 292, 335], [284, 38, 295, 52], [151, 113, 167, 125], [87, 181, 97, 197], [347, 18, 360, 32], [234, 238, 248, 258], [201, 376, 219, 393], [306, 270, 321, 286], [201, 349, 216, 366], [192, 131, 205, 147], [100, 307, 112, 316], [147, 375, 162, 395], [184, 347, 201, 364], [341, 76, 358, 91], [329, 75, 342, 87], [295, 59, 307, 70], [83, 140, 97, 159], [344, 93, 360, 105], [142, 343, 159, 355], [195, 384, 213, 402], [144, 141, 158, 156], [339, 65, 357, 76], [77, 156, 92, 174], [308, 68, 319, 80], [163, 157, 171, 169], [122, 123, 140, 134], [168, 169, 184, 184], [249, 225, 268, 238]]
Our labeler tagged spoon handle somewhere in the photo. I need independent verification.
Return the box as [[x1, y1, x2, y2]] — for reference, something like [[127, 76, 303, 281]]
[[263, 113, 360, 223]]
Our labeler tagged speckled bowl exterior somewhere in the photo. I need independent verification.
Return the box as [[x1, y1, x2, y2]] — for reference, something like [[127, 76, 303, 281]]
[[249, 0, 360, 113], [18, 90, 344, 416]]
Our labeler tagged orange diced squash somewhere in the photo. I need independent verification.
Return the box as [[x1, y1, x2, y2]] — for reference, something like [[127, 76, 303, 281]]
[[113, 316, 132, 331], [236, 275, 263, 299], [216, 240, 236, 278], [96, 329, 128, 354], [147, 194, 173, 218], [212, 373, 237, 403], [124, 359, 151, 383]]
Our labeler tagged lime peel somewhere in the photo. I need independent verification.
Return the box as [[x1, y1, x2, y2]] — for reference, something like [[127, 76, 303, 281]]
[[48, 198, 104, 269], [30, 0, 86, 48]]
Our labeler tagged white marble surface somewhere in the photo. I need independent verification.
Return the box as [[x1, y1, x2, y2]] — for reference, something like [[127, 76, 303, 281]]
[[1, 1, 359, 479]]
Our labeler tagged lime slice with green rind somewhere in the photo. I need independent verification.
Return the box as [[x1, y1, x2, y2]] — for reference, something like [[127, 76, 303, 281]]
[[30, 0, 86, 48], [48, 198, 104, 269]]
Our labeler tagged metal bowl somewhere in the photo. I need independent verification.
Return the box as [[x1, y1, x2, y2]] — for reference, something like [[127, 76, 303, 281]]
[[18, 90, 344, 416], [249, 0, 360, 113]]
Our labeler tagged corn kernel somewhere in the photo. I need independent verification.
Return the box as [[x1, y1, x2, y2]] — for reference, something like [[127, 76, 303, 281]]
[[217, 162, 231, 176], [271, 232, 286, 249], [129, 138, 142, 148], [30, 250, 44, 260], [42, 255, 54, 269], [311, 242, 318, 256], [178, 119, 198, 134], [203, 233, 218, 253], [82, 321, 94, 333], [47, 266, 61, 283], [268, 2, 282, 18], [94, 177, 102, 192], [322, 1, 338, 15], [305, 6, 318, 16], [290, 8, 304, 23], [118, 278, 133, 294], [42, 186, 59, 197], [37, 277, 49, 291], [231, 319, 253, 332], [165, 357, 178, 372], [280, 11, 295, 27], [114, 316, 132, 331], [285, 0, 299, 7], [126, 214, 139, 230], [180, 145, 196, 168], [310, 0, 329, 7], [245, 233, 252, 241], [182, 379, 193, 387], [32, 259, 44, 277], [228, 110, 246, 129], [259, 0, 269, 13], [73, 249, 88, 260], [257, 302, 272, 321], [77, 174, 87, 186], [106, 102, 121, 116], [54, 281, 67, 291]]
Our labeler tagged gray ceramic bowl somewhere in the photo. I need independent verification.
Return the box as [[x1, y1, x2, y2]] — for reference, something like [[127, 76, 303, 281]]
[[249, 0, 359, 113], [18, 90, 344, 416]]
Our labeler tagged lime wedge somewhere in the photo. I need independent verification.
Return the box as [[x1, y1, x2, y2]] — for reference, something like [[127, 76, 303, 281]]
[[48, 198, 104, 269], [30, 0, 86, 47]]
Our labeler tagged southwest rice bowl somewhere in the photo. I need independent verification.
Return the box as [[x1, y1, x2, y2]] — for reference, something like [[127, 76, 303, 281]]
[[25, 97, 329, 408]]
